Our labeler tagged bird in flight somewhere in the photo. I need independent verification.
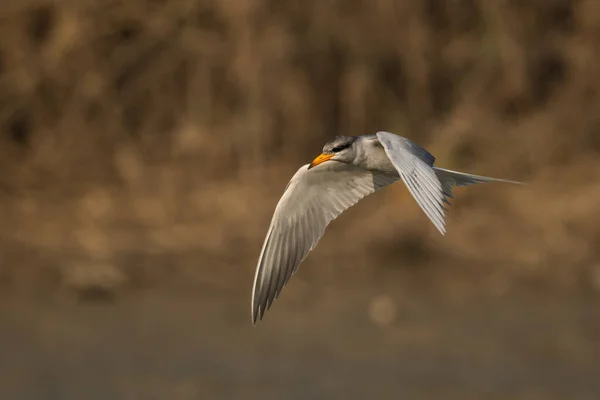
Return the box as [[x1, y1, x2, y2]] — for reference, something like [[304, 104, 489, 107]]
[[251, 131, 523, 324]]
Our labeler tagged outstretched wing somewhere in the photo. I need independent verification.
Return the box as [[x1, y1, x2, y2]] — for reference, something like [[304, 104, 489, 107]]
[[252, 161, 398, 324], [375, 131, 447, 235]]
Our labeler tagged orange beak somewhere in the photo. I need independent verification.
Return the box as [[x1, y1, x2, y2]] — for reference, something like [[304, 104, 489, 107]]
[[308, 153, 334, 169]]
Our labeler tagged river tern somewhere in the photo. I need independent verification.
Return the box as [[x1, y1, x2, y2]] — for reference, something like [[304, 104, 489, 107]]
[[251, 131, 523, 324]]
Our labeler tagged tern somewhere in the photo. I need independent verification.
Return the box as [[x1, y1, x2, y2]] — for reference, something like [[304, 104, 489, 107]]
[[251, 131, 523, 324]]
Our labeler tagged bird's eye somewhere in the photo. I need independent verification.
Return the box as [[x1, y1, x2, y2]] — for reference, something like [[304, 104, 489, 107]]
[[331, 145, 345, 153]]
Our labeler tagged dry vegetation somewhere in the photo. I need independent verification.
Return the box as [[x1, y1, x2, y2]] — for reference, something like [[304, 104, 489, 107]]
[[0, 0, 600, 299]]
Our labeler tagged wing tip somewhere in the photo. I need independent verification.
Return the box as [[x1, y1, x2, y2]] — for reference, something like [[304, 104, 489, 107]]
[[435, 223, 447, 236], [252, 296, 273, 325], [251, 283, 262, 325], [251, 303, 262, 325]]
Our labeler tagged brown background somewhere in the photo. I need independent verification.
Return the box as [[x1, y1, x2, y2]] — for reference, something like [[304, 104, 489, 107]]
[[0, 0, 599, 399]]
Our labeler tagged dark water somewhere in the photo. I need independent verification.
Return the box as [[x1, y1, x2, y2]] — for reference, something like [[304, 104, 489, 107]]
[[0, 286, 598, 400]]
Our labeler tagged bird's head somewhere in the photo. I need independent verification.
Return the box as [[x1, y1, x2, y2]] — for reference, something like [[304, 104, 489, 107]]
[[308, 136, 358, 169]]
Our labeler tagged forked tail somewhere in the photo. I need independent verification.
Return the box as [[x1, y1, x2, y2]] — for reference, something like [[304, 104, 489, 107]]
[[433, 167, 525, 205]]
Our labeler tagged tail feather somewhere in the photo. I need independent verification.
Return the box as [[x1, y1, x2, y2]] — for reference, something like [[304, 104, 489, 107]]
[[433, 167, 524, 206]]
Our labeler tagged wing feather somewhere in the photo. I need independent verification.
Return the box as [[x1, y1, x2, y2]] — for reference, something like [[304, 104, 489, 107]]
[[376, 131, 447, 235], [251, 161, 398, 323]]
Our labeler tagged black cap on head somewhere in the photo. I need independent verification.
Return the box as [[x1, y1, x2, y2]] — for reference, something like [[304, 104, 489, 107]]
[[323, 136, 356, 154]]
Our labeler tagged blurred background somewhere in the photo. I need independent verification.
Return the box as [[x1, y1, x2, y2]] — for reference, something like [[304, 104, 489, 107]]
[[0, 0, 599, 399]]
